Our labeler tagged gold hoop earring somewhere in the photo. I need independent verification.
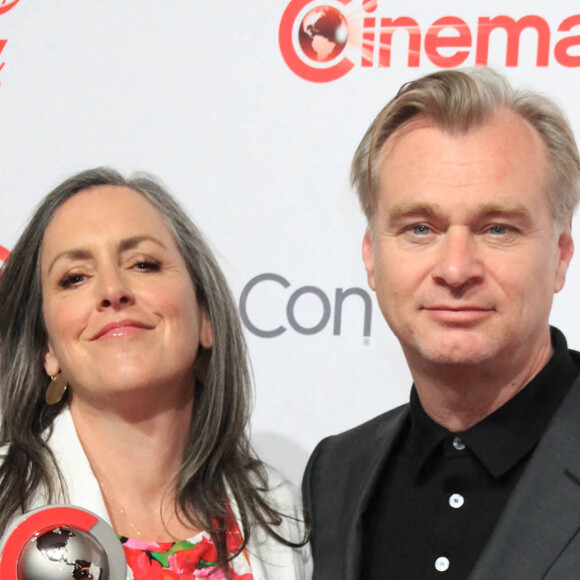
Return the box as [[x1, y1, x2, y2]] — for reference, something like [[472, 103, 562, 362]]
[[46, 374, 68, 405]]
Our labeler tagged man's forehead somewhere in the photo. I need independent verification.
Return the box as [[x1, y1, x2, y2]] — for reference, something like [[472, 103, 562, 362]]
[[378, 115, 440, 164], [376, 110, 548, 195], [377, 108, 542, 164]]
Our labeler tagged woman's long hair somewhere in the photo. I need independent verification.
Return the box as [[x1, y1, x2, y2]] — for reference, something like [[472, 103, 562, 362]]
[[0, 167, 305, 569]]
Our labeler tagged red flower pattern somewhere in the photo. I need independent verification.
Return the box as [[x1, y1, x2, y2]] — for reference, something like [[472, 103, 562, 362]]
[[120, 510, 253, 579], [169, 538, 218, 572], [123, 548, 179, 579]]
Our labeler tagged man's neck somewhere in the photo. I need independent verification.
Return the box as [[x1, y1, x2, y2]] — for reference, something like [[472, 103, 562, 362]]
[[409, 341, 554, 432]]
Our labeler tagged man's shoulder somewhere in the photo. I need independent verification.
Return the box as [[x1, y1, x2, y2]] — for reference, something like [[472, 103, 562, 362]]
[[302, 404, 410, 527], [305, 403, 409, 484], [319, 403, 408, 454], [569, 349, 580, 367]]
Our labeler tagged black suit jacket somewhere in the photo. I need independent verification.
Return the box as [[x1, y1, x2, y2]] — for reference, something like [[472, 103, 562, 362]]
[[303, 373, 580, 579]]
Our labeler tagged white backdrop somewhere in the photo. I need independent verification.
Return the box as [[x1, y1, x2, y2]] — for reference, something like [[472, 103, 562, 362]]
[[1, 0, 580, 484]]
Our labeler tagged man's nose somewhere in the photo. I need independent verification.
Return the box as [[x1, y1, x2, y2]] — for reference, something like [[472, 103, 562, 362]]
[[431, 228, 484, 289]]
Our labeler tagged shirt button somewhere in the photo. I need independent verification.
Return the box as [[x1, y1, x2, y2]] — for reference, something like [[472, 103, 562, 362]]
[[449, 493, 465, 508], [435, 556, 450, 572], [452, 436, 466, 451]]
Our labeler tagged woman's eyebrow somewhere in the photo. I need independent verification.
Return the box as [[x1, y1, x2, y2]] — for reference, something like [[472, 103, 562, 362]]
[[46, 235, 169, 275], [46, 248, 92, 275], [118, 235, 167, 252]]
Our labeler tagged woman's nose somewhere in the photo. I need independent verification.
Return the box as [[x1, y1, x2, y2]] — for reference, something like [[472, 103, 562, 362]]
[[96, 269, 135, 310]]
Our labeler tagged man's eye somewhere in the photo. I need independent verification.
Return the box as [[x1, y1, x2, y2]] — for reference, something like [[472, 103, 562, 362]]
[[412, 224, 431, 236], [488, 225, 510, 235]]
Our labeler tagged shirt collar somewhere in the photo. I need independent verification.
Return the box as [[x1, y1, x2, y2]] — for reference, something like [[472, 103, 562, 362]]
[[409, 327, 580, 478]]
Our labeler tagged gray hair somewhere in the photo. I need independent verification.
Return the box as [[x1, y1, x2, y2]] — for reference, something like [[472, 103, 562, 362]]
[[0, 167, 302, 567], [351, 68, 580, 229]]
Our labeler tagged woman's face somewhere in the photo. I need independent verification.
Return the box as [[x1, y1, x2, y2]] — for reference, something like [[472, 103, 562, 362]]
[[41, 186, 212, 407]]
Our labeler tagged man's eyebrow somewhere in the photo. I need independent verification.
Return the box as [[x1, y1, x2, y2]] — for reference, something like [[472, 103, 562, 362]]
[[387, 202, 443, 221], [46, 235, 168, 275], [386, 201, 532, 221], [475, 202, 532, 220]]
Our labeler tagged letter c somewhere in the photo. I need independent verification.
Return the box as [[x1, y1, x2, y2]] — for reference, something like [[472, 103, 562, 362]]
[[239, 273, 290, 338]]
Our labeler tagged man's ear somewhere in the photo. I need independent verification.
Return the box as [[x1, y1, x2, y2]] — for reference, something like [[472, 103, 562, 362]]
[[554, 219, 574, 294], [43, 342, 60, 378], [362, 228, 376, 291]]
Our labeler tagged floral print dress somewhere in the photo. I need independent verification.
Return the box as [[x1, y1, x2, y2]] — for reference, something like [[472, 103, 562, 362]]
[[120, 513, 254, 579]]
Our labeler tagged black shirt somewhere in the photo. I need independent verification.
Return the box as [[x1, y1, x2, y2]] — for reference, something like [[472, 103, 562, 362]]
[[362, 328, 580, 579]]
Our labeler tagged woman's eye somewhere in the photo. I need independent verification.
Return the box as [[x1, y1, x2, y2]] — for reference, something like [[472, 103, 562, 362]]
[[58, 273, 85, 289], [133, 260, 161, 272]]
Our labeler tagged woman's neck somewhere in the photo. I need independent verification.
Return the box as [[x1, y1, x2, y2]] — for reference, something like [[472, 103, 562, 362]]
[[69, 395, 200, 541]]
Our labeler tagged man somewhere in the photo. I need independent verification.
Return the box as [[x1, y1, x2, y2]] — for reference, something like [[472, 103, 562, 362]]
[[303, 68, 580, 579]]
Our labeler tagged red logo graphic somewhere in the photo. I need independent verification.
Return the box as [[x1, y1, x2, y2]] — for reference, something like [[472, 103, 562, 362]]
[[279, 0, 355, 83], [0, 245, 10, 267], [0, 40, 6, 73], [279, 0, 580, 83], [0, 0, 20, 15], [299, 6, 348, 63], [0, 0, 22, 83]]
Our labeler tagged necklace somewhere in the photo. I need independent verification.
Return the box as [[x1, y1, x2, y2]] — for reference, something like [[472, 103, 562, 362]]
[[98, 479, 142, 538]]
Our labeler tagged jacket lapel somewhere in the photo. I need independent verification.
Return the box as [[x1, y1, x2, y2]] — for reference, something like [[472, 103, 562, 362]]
[[343, 407, 410, 579], [469, 375, 580, 579]]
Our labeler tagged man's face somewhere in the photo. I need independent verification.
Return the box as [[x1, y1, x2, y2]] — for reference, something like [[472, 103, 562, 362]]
[[363, 109, 574, 373]]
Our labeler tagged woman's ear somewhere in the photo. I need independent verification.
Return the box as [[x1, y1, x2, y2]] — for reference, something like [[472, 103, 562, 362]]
[[43, 342, 60, 378], [200, 314, 213, 349]]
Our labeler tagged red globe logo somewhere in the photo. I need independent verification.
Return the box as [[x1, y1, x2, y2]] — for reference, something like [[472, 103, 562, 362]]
[[298, 6, 348, 63]]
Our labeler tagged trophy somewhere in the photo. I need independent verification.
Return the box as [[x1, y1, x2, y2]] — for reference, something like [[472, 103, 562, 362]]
[[0, 505, 127, 579]]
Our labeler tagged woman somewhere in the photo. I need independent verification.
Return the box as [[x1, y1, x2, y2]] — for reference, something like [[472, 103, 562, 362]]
[[0, 168, 311, 579]]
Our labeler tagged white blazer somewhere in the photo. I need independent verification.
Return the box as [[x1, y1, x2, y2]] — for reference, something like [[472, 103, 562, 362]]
[[5, 408, 312, 580]]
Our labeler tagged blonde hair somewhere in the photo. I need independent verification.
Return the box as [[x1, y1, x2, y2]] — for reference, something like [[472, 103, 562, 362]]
[[351, 68, 580, 229]]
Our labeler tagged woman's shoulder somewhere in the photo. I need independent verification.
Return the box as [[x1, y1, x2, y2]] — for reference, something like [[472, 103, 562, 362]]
[[244, 464, 312, 579], [258, 463, 292, 490], [250, 463, 309, 545], [249, 464, 302, 515]]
